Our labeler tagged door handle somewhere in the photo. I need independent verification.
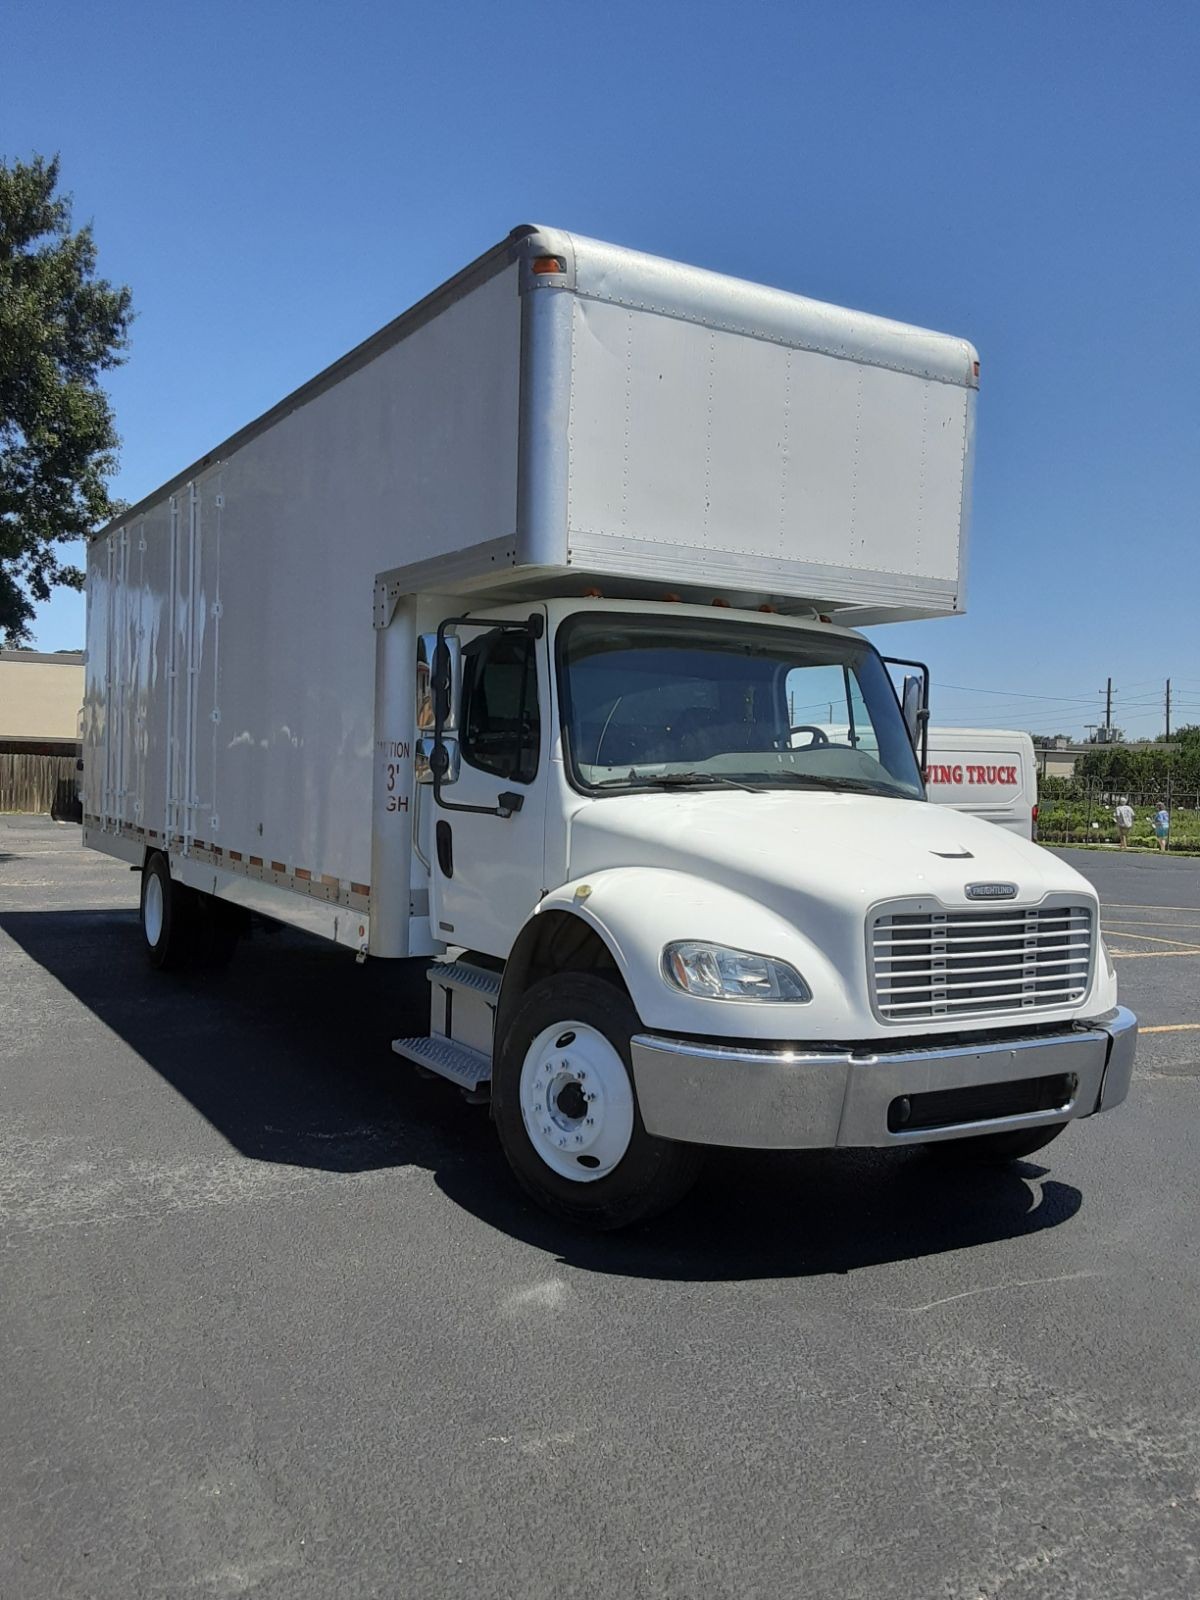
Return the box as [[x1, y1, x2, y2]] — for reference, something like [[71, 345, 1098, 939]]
[[436, 821, 453, 878], [497, 792, 525, 817]]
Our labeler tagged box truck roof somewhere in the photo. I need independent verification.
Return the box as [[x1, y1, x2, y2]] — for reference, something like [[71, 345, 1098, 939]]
[[99, 225, 979, 624]]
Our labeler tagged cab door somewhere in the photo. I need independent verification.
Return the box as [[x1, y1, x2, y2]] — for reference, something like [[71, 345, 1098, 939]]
[[429, 607, 548, 957]]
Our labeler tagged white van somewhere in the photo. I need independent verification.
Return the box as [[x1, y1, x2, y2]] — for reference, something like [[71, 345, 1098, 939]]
[[924, 728, 1038, 839]]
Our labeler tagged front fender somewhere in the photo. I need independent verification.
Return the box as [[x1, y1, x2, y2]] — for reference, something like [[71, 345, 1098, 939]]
[[534, 867, 860, 1041]]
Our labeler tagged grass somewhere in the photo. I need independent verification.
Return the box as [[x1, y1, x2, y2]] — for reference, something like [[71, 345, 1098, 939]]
[[1045, 841, 1200, 859]]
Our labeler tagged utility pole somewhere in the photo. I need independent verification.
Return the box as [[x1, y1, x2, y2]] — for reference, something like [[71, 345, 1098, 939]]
[[1104, 676, 1113, 740], [1165, 678, 1172, 740]]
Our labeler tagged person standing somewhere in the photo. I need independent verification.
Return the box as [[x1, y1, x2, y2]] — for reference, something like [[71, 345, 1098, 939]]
[[1153, 802, 1170, 853], [1114, 801, 1135, 849]]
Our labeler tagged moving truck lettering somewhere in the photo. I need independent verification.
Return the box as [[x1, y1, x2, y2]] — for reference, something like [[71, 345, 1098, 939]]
[[925, 764, 1017, 786]]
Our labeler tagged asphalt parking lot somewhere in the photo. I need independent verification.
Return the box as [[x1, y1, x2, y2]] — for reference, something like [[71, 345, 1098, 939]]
[[2, 817, 1198, 1600]]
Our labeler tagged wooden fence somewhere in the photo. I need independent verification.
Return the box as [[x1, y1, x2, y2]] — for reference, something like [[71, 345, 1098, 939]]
[[0, 753, 81, 817]]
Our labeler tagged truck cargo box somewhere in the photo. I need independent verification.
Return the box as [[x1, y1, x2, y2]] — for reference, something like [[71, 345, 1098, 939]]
[[84, 225, 978, 949]]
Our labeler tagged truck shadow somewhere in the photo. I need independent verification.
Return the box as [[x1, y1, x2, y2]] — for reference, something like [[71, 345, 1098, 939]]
[[1, 908, 1082, 1282], [489, 1154, 1082, 1283]]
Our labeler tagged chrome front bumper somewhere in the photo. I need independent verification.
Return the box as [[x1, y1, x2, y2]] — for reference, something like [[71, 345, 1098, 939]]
[[630, 1006, 1138, 1150]]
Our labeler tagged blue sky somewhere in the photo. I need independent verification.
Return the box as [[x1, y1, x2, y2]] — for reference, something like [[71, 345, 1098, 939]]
[[6, 0, 1198, 738]]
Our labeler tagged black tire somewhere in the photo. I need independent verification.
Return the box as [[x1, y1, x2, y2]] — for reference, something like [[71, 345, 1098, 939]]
[[492, 973, 704, 1231], [925, 1122, 1068, 1165], [140, 853, 196, 971]]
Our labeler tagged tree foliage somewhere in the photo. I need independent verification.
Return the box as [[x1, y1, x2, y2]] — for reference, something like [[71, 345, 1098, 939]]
[[1075, 739, 1200, 793], [0, 154, 132, 641]]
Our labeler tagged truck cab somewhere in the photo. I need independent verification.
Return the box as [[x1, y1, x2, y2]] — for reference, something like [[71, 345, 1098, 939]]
[[391, 594, 1134, 1228]]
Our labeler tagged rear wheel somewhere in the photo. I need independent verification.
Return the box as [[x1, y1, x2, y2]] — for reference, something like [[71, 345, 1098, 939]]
[[925, 1122, 1068, 1164], [492, 973, 704, 1230], [140, 853, 195, 970]]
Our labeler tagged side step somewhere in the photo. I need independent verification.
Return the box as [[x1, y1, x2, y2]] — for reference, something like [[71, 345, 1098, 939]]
[[392, 959, 500, 1095], [427, 959, 502, 1001], [392, 1033, 492, 1092]]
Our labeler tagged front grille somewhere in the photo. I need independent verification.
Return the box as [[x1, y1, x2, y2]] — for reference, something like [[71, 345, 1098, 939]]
[[870, 902, 1094, 1023], [887, 1072, 1076, 1133]]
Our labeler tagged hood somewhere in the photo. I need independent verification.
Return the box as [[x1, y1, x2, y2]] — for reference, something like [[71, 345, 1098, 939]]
[[567, 789, 1093, 919]]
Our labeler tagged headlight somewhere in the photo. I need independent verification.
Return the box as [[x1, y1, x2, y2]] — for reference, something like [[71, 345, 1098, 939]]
[[662, 941, 811, 1002]]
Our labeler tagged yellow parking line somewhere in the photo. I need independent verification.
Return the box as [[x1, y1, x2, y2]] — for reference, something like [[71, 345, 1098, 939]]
[[1101, 929, 1200, 948], [1103, 919, 1200, 932], [1141, 1024, 1200, 1033], [1111, 950, 1200, 959], [1105, 902, 1200, 913]]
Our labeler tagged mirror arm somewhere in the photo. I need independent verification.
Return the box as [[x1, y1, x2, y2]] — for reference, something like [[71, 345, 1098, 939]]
[[431, 613, 543, 818]]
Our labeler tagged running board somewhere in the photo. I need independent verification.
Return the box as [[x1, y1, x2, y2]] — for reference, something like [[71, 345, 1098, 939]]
[[427, 960, 502, 1001], [392, 1033, 492, 1091]]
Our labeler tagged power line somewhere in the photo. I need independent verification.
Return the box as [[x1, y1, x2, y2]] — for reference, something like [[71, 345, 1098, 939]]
[[931, 700, 1102, 718], [927, 674, 1200, 742], [934, 681, 1200, 720], [933, 681, 1098, 702], [932, 702, 1200, 727], [934, 679, 1200, 705]]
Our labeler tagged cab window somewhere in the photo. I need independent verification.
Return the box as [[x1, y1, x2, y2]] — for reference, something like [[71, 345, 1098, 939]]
[[460, 630, 540, 784]]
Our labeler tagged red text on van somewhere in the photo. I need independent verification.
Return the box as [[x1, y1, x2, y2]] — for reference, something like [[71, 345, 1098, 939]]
[[924, 764, 1018, 786]]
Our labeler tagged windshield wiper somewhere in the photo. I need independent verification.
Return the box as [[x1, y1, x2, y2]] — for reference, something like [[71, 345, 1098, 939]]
[[594, 771, 761, 794], [762, 771, 914, 799]]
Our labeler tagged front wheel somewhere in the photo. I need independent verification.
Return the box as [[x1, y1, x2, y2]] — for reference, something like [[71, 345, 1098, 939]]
[[492, 973, 704, 1230], [924, 1122, 1068, 1164]]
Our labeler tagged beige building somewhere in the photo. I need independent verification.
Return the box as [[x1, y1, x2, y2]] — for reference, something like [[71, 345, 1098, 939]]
[[1036, 743, 1082, 780], [0, 649, 85, 751]]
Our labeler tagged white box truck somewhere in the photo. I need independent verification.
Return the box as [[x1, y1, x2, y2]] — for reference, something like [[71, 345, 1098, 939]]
[[84, 226, 1135, 1228], [925, 728, 1039, 839]]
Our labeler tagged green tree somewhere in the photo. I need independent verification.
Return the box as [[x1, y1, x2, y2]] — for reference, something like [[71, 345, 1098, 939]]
[[0, 154, 132, 642], [1077, 740, 1200, 794]]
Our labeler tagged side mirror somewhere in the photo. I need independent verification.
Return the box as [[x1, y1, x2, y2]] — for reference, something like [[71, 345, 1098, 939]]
[[415, 734, 460, 786], [417, 631, 462, 732], [434, 635, 461, 732], [883, 654, 931, 773], [901, 675, 923, 748], [416, 634, 435, 733], [416, 628, 463, 790]]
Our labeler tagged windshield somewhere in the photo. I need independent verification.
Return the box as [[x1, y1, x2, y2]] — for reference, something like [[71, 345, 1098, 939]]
[[558, 613, 925, 799]]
